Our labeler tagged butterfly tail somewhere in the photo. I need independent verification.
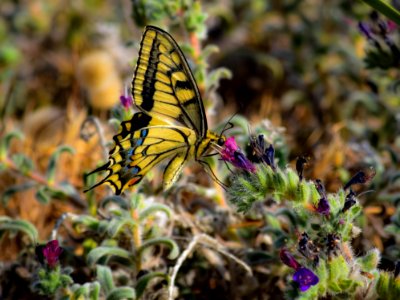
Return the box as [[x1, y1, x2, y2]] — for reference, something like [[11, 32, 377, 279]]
[[83, 161, 112, 193]]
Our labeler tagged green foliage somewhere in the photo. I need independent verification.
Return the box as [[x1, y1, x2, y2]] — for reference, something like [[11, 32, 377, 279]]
[[0, 131, 82, 207], [135, 272, 169, 298], [361, 0, 400, 25], [2, 0, 400, 299], [376, 271, 400, 300], [0, 216, 38, 243], [95, 265, 136, 299], [68, 282, 101, 300], [33, 266, 73, 296]]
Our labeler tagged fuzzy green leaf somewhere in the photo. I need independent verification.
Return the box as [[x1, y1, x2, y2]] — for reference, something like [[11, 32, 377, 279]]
[[356, 248, 380, 272], [100, 196, 129, 210], [11, 153, 34, 175], [0, 130, 24, 160], [139, 203, 172, 222], [106, 287, 136, 300], [87, 247, 134, 266], [46, 145, 75, 184], [137, 237, 179, 260], [0, 216, 38, 243], [135, 272, 168, 298], [96, 265, 115, 295], [106, 218, 136, 238], [35, 186, 51, 204]]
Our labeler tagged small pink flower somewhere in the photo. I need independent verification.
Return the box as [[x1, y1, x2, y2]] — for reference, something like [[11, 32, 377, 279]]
[[220, 137, 256, 172], [386, 20, 397, 33], [280, 248, 301, 270], [42, 240, 63, 268], [119, 95, 133, 110]]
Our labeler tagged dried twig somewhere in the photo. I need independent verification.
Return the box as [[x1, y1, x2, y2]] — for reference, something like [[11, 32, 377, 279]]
[[168, 233, 252, 300]]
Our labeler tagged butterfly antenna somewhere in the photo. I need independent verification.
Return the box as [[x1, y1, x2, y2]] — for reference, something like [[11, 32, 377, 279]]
[[357, 190, 375, 198], [219, 112, 238, 137]]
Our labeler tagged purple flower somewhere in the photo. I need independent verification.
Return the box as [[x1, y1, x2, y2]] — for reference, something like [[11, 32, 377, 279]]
[[358, 22, 373, 40], [42, 240, 63, 268], [296, 156, 307, 181], [248, 135, 276, 170], [316, 197, 330, 216], [220, 137, 256, 172], [343, 168, 375, 190], [119, 94, 133, 110], [314, 179, 326, 198], [293, 267, 319, 292], [342, 189, 357, 213], [280, 248, 301, 270], [263, 144, 276, 170], [395, 261, 400, 278]]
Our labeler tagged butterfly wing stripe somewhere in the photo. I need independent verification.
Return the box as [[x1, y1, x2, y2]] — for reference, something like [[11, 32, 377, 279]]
[[163, 150, 190, 190], [132, 26, 207, 137], [113, 113, 170, 144], [87, 125, 194, 194]]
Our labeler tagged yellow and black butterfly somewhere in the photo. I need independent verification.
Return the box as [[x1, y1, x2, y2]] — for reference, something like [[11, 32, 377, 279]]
[[86, 26, 225, 195]]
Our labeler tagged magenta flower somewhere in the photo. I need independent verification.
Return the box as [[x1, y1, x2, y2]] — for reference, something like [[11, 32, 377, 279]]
[[280, 248, 301, 270], [119, 94, 133, 110], [42, 240, 63, 268], [220, 137, 256, 172], [293, 267, 319, 292]]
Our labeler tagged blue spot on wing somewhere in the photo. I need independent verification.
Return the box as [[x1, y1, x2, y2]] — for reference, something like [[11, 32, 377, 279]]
[[131, 166, 140, 175], [136, 138, 143, 146], [140, 129, 149, 137]]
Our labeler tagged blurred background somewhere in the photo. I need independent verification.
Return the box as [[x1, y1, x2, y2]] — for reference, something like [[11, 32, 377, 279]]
[[0, 0, 399, 299]]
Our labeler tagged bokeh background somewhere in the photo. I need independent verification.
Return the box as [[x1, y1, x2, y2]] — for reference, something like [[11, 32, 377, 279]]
[[1, 0, 399, 299]]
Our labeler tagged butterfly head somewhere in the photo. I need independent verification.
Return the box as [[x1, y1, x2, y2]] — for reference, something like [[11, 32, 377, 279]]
[[217, 136, 226, 146]]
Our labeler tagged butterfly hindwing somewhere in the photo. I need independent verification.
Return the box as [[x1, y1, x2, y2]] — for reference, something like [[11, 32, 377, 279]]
[[133, 26, 207, 137], [86, 112, 197, 194]]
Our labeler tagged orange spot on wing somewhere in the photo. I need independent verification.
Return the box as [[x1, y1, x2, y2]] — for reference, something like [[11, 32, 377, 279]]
[[128, 177, 141, 186]]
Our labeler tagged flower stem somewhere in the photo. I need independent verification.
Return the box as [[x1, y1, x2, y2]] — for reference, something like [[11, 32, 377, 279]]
[[361, 0, 400, 26]]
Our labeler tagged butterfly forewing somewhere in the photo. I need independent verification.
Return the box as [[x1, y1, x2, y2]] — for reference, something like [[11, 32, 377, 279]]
[[133, 26, 207, 137]]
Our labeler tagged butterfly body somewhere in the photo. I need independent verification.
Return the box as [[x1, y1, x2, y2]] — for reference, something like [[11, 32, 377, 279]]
[[86, 26, 224, 194]]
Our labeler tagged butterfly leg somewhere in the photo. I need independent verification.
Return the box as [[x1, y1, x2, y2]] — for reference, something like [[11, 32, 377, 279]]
[[197, 159, 227, 190]]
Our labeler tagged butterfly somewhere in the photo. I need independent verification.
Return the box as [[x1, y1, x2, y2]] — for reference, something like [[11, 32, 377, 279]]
[[86, 26, 225, 195]]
